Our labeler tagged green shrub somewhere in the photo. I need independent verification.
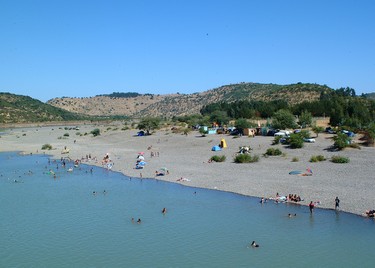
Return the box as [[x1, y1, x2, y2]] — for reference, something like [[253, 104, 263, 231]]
[[121, 126, 129, 131], [63, 133, 69, 137], [331, 155, 350, 163], [272, 136, 282, 145], [291, 157, 299, 162], [199, 127, 208, 137], [310, 155, 326, 162], [41, 144, 53, 150], [183, 128, 191, 136], [333, 133, 351, 150], [234, 154, 259, 163], [317, 155, 326, 161], [289, 133, 304, 149], [210, 155, 226, 162], [90, 128, 100, 137], [349, 143, 361, 149], [265, 148, 282, 156]]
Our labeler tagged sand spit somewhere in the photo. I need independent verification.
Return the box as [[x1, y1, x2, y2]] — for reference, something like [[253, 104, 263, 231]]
[[1, 123, 374, 216]]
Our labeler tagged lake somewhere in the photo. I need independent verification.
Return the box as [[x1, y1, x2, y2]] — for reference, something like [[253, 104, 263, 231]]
[[0, 152, 374, 267]]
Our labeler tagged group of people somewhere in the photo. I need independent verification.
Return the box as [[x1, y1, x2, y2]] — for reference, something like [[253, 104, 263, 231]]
[[134, 153, 146, 169], [264, 193, 342, 214], [288, 194, 302, 202]]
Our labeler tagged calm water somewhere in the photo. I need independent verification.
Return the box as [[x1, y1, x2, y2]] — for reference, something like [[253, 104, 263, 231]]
[[0, 152, 374, 267]]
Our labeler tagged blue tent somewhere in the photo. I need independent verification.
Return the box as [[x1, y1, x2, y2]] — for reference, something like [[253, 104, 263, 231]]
[[212, 145, 222, 151]]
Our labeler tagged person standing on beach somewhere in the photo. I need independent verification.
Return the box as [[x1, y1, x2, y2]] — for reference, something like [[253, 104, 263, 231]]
[[309, 201, 315, 213], [335, 197, 340, 210]]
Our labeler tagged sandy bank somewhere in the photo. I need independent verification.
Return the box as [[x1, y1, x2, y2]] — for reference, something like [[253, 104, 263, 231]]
[[1, 123, 374, 216]]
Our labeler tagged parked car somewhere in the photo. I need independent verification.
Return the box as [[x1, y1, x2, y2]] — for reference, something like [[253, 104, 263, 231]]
[[303, 138, 315, 143], [267, 129, 276, 136], [341, 130, 355, 137], [325, 127, 336, 134], [274, 130, 290, 137]]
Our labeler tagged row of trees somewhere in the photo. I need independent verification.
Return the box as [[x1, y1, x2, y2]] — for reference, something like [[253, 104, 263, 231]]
[[136, 87, 375, 145], [199, 88, 375, 130]]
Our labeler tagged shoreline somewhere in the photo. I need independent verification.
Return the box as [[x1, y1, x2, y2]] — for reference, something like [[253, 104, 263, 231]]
[[1, 123, 374, 217]]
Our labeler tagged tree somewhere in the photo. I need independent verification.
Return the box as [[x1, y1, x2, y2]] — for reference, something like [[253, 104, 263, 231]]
[[137, 117, 161, 135], [288, 133, 304, 149], [312, 126, 324, 138], [365, 122, 375, 146], [298, 110, 312, 128], [90, 128, 100, 137], [333, 133, 351, 150], [271, 109, 297, 130], [199, 127, 208, 137], [209, 110, 230, 126], [235, 118, 252, 134]]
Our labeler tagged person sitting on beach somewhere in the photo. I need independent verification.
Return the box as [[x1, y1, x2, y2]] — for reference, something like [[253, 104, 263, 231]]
[[102, 153, 110, 164], [251, 241, 259, 248], [288, 194, 302, 202], [177, 177, 190, 182]]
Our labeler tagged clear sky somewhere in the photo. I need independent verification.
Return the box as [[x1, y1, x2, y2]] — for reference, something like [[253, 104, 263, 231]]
[[1, 0, 374, 102]]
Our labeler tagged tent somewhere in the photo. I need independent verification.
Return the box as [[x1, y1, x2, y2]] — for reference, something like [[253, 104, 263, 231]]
[[212, 145, 222, 151], [220, 138, 227, 148]]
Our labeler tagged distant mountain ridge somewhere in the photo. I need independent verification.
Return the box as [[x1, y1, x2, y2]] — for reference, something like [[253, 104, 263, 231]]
[[47, 82, 333, 117], [4, 82, 372, 123]]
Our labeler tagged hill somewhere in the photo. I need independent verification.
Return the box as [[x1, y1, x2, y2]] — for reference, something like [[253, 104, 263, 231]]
[[0, 92, 88, 124], [47, 82, 333, 117], [362, 92, 375, 100]]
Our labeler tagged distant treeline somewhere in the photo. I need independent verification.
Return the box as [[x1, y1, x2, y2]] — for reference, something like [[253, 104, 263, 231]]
[[200, 87, 375, 128], [97, 92, 154, 98]]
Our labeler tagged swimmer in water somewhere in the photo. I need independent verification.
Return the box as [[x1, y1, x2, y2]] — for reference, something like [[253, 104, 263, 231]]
[[251, 241, 259, 248]]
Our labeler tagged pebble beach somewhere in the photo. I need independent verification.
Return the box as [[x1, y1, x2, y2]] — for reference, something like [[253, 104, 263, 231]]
[[1, 123, 374, 216]]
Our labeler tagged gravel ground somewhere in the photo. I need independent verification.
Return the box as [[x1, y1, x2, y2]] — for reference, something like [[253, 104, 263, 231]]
[[1, 123, 374, 216]]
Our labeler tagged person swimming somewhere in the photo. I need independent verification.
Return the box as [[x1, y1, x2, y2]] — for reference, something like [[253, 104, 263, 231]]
[[251, 241, 259, 248], [162, 208, 167, 214]]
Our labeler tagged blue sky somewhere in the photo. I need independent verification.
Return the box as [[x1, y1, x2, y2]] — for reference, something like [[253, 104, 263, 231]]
[[1, 0, 374, 102]]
